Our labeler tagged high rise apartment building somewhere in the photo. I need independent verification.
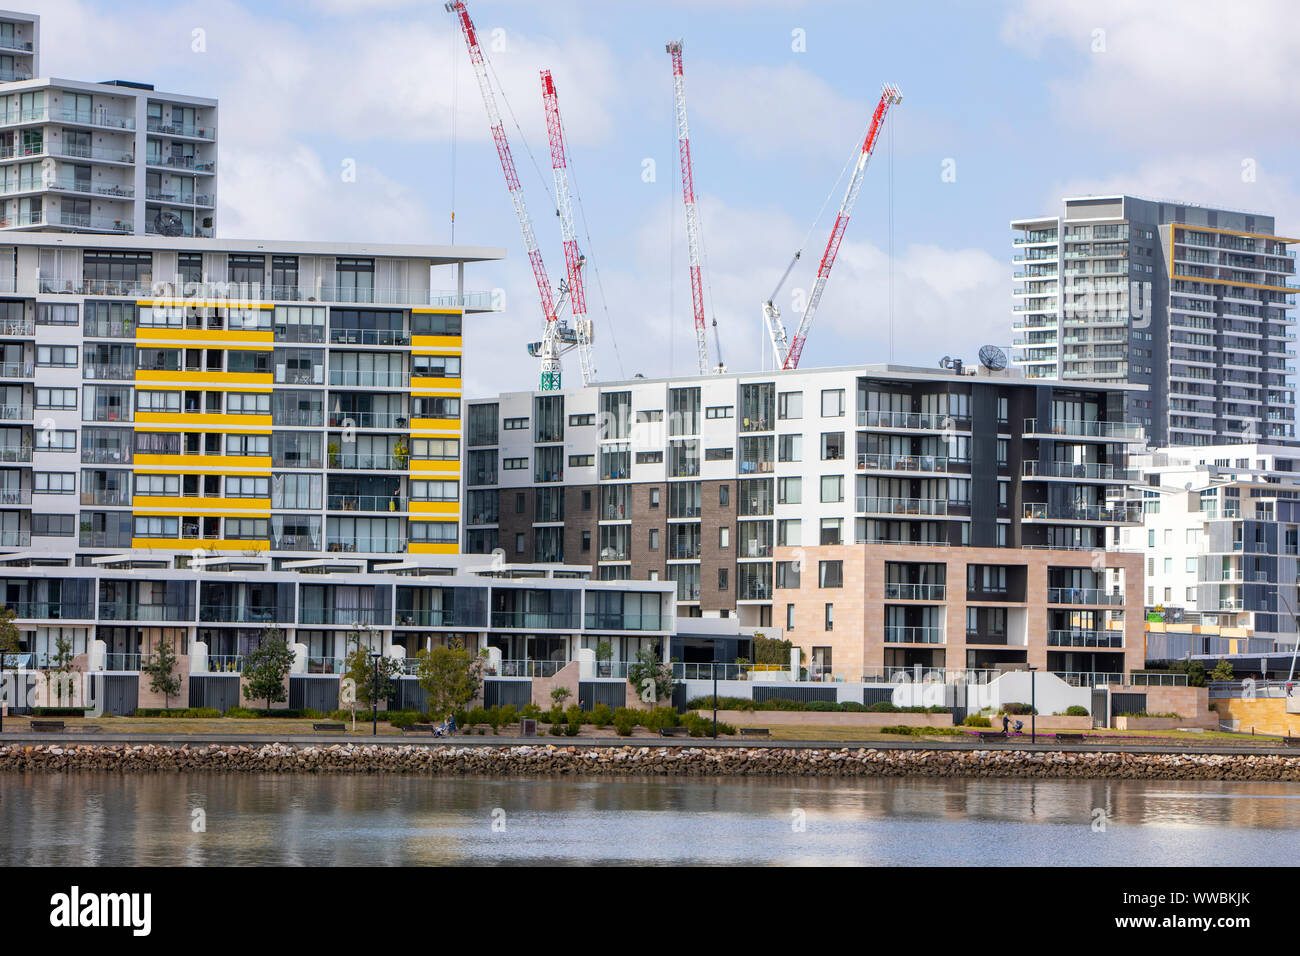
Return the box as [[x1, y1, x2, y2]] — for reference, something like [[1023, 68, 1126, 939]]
[[0, 9, 219, 238], [465, 364, 1148, 678], [1011, 195, 1297, 446]]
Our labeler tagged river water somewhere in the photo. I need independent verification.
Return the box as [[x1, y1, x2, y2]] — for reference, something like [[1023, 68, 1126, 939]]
[[2, 773, 1298, 865]]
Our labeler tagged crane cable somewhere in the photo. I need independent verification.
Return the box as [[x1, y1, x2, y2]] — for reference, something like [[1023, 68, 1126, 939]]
[[449, 20, 457, 243]]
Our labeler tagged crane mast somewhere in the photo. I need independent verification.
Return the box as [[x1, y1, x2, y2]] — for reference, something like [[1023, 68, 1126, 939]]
[[667, 39, 720, 375], [773, 83, 901, 371], [541, 69, 594, 386], [447, 1, 564, 390]]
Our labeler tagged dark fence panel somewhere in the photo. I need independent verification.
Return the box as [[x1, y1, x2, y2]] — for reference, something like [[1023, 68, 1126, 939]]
[[189, 675, 240, 712], [753, 685, 837, 704], [578, 681, 625, 711], [483, 679, 532, 709], [390, 677, 428, 713], [290, 676, 339, 712], [93, 674, 139, 716], [1111, 692, 1147, 719]]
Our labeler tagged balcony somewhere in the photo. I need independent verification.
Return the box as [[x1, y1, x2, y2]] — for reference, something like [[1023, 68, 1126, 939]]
[[858, 495, 950, 516], [1024, 417, 1144, 441], [328, 370, 409, 388], [489, 610, 577, 630], [1047, 629, 1123, 648], [198, 605, 283, 624], [1022, 502, 1141, 524], [0, 488, 29, 504], [328, 453, 408, 471], [1046, 587, 1123, 605], [58, 212, 133, 234], [857, 410, 968, 431], [323, 536, 408, 554], [146, 118, 216, 140], [326, 411, 408, 430], [58, 107, 135, 130], [298, 607, 389, 626], [1023, 460, 1133, 481], [0, 362, 33, 379], [884, 583, 946, 601], [394, 608, 483, 628], [327, 494, 408, 513], [97, 603, 193, 622], [856, 452, 960, 473], [329, 328, 411, 347], [0, 404, 31, 421], [884, 626, 945, 644], [3, 601, 92, 620]]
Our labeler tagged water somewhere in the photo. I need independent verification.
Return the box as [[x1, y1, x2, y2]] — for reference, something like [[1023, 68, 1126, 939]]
[[2, 773, 1299, 866]]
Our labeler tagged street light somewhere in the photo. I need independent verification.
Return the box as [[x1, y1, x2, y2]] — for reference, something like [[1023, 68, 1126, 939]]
[[712, 651, 719, 740], [1027, 664, 1038, 744], [369, 651, 381, 737]]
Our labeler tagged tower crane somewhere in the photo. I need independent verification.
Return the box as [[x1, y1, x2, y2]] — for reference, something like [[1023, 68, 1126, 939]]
[[763, 83, 901, 370], [667, 39, 724, 375], [538, 69, 594, 385], [447, 0, 574, 391]]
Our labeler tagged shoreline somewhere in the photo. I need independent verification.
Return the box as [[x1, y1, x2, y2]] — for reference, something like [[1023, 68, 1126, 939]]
[[4, 741, 1300, 780]]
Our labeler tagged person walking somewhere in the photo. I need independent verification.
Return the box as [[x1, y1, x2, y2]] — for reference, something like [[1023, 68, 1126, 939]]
[[1001, 713, 1010, 734]]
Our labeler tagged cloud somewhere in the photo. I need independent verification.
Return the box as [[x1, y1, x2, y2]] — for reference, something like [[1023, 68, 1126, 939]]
[[1000, 0, 1300, 146]]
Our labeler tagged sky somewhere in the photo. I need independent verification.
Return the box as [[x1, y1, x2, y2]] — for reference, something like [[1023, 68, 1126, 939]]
[[25, 0, 1300, 399]]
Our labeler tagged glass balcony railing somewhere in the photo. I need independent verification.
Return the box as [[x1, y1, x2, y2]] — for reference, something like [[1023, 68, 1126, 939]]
[[884, 626, 945, 644], [883, 583, 947, 601]]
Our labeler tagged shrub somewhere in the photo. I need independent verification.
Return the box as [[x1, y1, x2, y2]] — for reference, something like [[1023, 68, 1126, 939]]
[[839, 701, 866, 712], [685, 695, 754, 711], [1064, 705, 1089, 717], [1000, 702, 1037, 716], [384, 711, 420, 729], [613, 715, 635, 736], [547, 706, 565, 726], [224, 706, 259, 719], [963, 714, 992, 727], [805, 700, 836, 712], [520, 703, 542, 721], [756, 697, 803, 711], [564, 704, 585, 727], [590, 704, 613, 728], [548, 722, 565, 736], [498, 704, 519, 728], [868, 701, 900, 713], [640, 707, 679, 732], [564, 722, 580, 736]]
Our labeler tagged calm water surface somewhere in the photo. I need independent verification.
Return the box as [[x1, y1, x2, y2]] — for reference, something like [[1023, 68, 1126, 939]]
[[2, 773, 1299, 865]]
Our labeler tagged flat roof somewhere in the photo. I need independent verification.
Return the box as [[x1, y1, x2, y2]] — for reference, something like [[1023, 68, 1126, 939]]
[[3, 75, 218, 106], [1, 231, 506, 264]]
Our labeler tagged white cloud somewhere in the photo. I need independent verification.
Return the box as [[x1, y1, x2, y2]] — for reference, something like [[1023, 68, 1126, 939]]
[[1001, 0, 1300, 145]]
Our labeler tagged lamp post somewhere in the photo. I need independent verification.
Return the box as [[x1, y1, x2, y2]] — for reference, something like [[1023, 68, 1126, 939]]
[[1027, 664, 1037, 744], [369, 651, 381, 737], [712, 654, 719, 740]]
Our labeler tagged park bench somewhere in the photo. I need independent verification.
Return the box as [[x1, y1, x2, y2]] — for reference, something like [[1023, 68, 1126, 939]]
[[659, 726, 691, 737], [976, 731, 1009, 742], [1283, 736, 1300, 747], [738, 727, 771, 738], [404, 723, 435, 735], [29, 719, 64, 732], [1055, 733, 1085, 744], [312, 722, 345, 732]]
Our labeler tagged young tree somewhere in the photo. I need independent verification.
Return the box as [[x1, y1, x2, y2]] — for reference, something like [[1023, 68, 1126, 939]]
[[414, 639, 484, 718], [343, 626, 400, 711], [594, 638, 613, 677], [1210, 659, 1235, 682], [0, 607, 20, 714], [242, 625, 295, 713], [143, 636, 182, 710], [626, 647, 674, 706], [550, 686, 572, 708], [43, 634, 76, 708]]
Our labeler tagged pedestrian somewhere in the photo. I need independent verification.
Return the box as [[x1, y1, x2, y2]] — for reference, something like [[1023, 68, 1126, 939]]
[[1001, 713, 1010, 734]]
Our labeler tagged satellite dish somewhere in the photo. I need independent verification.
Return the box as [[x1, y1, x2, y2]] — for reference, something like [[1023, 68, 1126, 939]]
[[978, 345, 1008, 371]]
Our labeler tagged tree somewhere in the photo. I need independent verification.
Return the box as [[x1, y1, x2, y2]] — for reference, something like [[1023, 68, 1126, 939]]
[[343, 626, 400, 710], [626, 647, 674, 706], [143, 636, 182, 710], [1169, 658, 1208, 688], [595, 638, 613, 677], [550, 686, 571, 708], [0, 608, 19, 713], [414, 639, 484, 718], [242, 625, 295, 713], [1210, 659, 1235, 682], [755, 634, 793, 665], [43, 634, 75, 708]]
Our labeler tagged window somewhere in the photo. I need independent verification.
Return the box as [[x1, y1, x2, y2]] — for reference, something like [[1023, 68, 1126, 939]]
[[37, 430, 76, 451], [786, 604, 795, 630], [704, 447, 733, 461], [777, 518, 801, 546], [635, 451, 663, 464], [410, 479, 458, 502], [225, 517, 269, 540], [776, 561, 800, 588], [778, 391, 802, 420], [705, 405, 734, 419], [504, 417, 528, 430], [648, 529, 660, 551], [821, 389, 844, 417], [568, 454, 595, 467], [718, 568, 729, 591], [820, 475, 843, 503], [515, 533, 525, 553], [719, 527, 730, 549], [134, 515, 179, 538], [33, 514, 75, 536], [224, 434, 270, 457], [819, 560, 843, 588], [824, 605, 834, 632], [227, 392, 270, 415], [411, 438, 459, 460], [411, 354, 461, 379], [36, 388, 76, 410], [135, 474, 180, 496], [819, 518, 842, 545], [778, 477, 802, 504], [410, 521, 457, 544], [36, 303, 77, 326], [581, 530, 591, 552], [778, 434, 802, 462], [820, 432, 844, 460], [34, 472, 74, 494], [37, 345, 77, 367], [569, 413, 595, 426], [225, 476, 269, 498], [719, 484, 730, 507]]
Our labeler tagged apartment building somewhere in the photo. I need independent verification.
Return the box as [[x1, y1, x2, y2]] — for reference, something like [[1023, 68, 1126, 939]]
[[1, 555, 677, 713], [465, 363, 1148, 679], [1121, 442, 1300, 646], [0, 9, 218, 238], [1011, 195, 1297, 446], [0, 232, 502, 563]]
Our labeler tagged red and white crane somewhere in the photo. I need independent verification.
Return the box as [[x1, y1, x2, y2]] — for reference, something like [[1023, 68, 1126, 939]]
[[540, 68, 594, 385], [667, 39, 723, 376], [763, 83, 902, 370], [447, 0, 571, 390]]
